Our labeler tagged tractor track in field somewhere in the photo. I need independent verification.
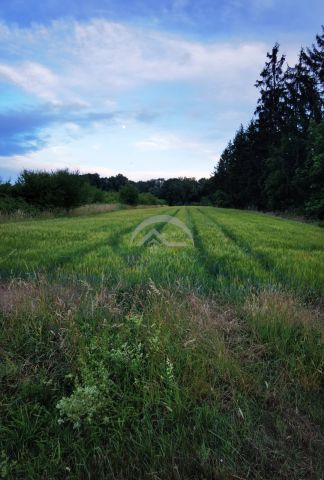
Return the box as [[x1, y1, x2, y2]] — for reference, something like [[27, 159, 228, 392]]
[[48, 208, 179, 271], [197, 207, 291, 288], [0, 208, 180, 280], [185, 208, 227, 287], [187, 207, 279, 292], [119, 208, 181, 269], [4, 224, 137, 278], [186, 207, 271, 293], [49, 208, 180, 273], [16, 225, 135, 284]]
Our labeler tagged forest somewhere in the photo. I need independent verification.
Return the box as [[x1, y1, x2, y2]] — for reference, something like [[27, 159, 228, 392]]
[[213, 28, 324, 218]]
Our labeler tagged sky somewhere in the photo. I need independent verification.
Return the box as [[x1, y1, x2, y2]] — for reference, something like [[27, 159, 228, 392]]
[[0, 0, 322, 182]]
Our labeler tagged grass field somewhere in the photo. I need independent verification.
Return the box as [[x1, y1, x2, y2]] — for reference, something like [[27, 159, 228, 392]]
[[0, 206, 323, 479], [1, 206, 323, 296]]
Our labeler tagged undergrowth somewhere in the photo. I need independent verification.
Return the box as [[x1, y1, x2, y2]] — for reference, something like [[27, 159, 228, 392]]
[[0, 279, 323, 479]]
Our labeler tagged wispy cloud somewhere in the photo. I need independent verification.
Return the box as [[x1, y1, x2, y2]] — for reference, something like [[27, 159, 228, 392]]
[[134, 132, 219, 158], [0, 62, 59, 103], [0, 18, 279, 161], [0, 104, 118, 155], [0, 148, 210, 181], [0, 97, 165, 156], [0, 19, 269, 105], [0, 15, 304, 179], [0, 149, 116, 178]]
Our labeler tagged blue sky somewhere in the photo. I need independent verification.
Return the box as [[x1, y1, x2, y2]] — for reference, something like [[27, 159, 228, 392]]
[[0, 0, 322, 181]]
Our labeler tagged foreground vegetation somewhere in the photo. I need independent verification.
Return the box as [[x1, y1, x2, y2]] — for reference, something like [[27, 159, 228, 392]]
[[0, 206, 323, 479]]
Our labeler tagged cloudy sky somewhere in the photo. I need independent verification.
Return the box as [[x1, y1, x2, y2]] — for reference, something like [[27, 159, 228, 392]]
[[0, 0, 322, 181]]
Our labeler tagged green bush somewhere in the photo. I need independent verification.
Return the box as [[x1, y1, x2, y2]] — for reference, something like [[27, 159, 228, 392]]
[[0, 195, 40, 215], [16, 169, 95, 210], [102, 191, 120, 203], [119, 184, 139, 205], [138, 192, 165, 205]]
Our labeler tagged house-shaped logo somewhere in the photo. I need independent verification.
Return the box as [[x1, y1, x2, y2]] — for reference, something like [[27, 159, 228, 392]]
[[130, 215, 194, 247]]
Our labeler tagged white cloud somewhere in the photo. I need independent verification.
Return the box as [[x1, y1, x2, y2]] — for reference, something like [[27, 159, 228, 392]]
[[0, 148, 115, 177], [135, 133, 199, 151], [63, 122, 81, 132], [134, 131, 222, 158], [0, 61, 59, 103], [0, 147, 211, 180], [0, 18, 302, 179], [0, 19, 272, 106]]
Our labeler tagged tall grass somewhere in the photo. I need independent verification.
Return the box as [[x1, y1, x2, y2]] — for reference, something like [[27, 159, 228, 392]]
[[0, 206, 323, 478], [0, 280, 323, 479]]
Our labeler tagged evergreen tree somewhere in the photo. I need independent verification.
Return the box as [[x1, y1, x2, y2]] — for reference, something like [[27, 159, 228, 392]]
[[304, 120, 324, 218], [301, 26, 324, 103], [212, 28, 323, 218], [255, 43, 287, 141]]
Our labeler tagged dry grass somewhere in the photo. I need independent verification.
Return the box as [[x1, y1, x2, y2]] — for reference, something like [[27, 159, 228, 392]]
[[0, 281, 323, 479], [69, 203, 122, 216], [245, 291, 323, 330], [0, 279, 83, 315]]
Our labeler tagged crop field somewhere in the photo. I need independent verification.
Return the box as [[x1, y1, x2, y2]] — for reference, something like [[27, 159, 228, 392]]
[[0, 206, 323, 479], [0, 206, 323, 296]]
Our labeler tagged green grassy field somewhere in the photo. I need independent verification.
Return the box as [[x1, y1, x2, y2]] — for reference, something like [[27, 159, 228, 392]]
[[0, 206, 323, 479], [1, 206, 323, 296]]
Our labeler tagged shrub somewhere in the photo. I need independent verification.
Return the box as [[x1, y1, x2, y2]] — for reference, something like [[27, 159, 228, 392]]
[[119, 184, 139, 205], [138, 192, 165, 205], [103, 191, 120, 203], [16, 169, 93, 210], [0, 195, 32, 214]]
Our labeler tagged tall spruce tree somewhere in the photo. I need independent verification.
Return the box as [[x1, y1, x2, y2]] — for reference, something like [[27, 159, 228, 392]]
[[254, 44, 290, 209], [304, 120, 324, 218], [301, 27, 324, 102], [255, 43, 287, 140], [212, 28, 323, 217]]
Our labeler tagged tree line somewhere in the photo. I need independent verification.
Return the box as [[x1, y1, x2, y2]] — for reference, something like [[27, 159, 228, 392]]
[[0, 170, 166, 213], [212, 28, 324, 218], [83, 174, 212, 206], [0, 171, 212, 213]]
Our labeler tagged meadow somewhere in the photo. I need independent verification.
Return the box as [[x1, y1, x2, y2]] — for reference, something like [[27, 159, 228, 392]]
[[0, 206, 323, 479]]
